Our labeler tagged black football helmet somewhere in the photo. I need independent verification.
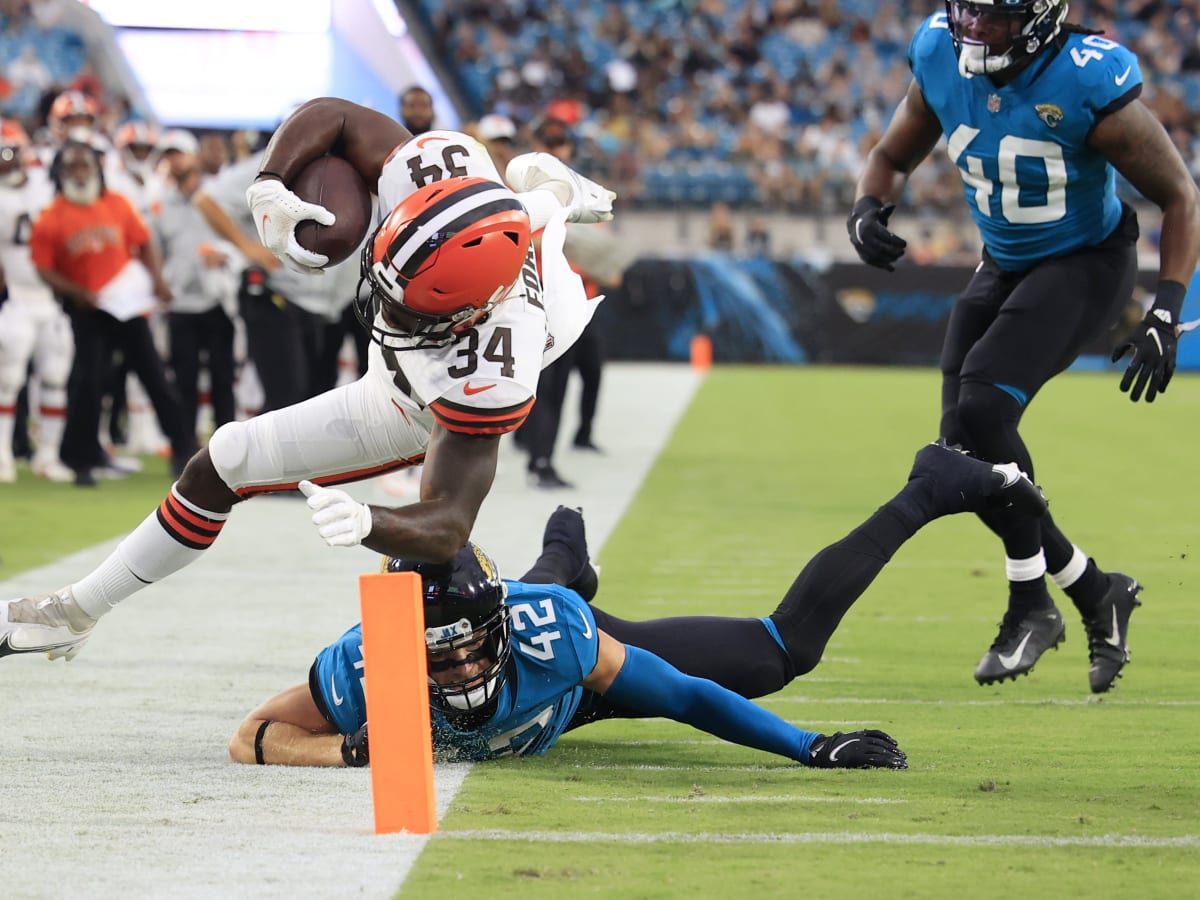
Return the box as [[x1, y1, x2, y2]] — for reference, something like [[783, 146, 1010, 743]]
[[946, 0, 1069, 77], [386, 542, 511, 715]]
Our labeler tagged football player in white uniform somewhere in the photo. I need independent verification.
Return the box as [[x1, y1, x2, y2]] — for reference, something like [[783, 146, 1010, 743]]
[[0, 119, 73, 482], [0, 97, 615, 662]]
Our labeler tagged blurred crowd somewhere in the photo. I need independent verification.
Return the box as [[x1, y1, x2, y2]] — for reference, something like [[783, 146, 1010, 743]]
[[417, 0, 1200, 220]]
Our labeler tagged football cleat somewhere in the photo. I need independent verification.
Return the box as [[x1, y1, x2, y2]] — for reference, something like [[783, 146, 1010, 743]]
[[1083, 572, 1142, 693], [975, 604, 1065, 685], [505, 152, 616, 224], [541, 505, 599, 602], [0, 588, 96, 661], [32, 457, 75, 483], [908, 439, 1048, 518]]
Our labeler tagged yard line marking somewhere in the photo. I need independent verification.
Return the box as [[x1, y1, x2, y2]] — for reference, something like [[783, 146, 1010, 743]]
[[439, 830, 1200, 849], [761, 696, 1200, 707], [571, 795, 906, 805]]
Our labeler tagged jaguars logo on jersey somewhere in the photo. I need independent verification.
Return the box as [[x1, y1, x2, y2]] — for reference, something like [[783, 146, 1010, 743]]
[[1035, 104, 1064, 128]]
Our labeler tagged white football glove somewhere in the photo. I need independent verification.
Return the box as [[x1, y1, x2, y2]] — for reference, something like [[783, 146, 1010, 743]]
[[505, 152, 615, 224], [298, 480, 373, 548], [244, 178, 337, 273]]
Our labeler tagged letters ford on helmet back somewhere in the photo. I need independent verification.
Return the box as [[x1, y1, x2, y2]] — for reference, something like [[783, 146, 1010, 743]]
[[946, 0, 1069, 77], [354, 176, 531, 351]]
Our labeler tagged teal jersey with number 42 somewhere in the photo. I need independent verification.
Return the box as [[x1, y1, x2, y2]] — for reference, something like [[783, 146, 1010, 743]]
[[909, 13, 1141, 271]]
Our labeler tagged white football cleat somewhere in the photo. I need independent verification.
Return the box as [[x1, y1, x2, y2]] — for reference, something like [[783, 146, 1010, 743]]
[[505, 152, 616, 224], [0, 588, 97, 661], [32, 456, 74, 483]]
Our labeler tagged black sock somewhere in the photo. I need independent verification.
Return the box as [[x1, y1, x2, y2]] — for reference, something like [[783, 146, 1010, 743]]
[[1064, 559, 1110, 618], [1007, 576, 1054, 618]]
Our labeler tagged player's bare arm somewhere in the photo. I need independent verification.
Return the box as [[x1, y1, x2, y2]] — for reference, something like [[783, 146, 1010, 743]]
[[855, 81, 944, 203], [260, 98, 412, 188], [361, 426, 501, 561], [580, 628, 627, 694], [1091, 100, 1200, 287], [229, 683, 343, 766]]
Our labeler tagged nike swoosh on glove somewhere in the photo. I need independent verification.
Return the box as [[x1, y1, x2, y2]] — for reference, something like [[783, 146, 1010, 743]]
[[1112, 281, 1186, 403], [298, 480, 373, 547], [245, 178, 336, 273], [807, 729, 908, 769]]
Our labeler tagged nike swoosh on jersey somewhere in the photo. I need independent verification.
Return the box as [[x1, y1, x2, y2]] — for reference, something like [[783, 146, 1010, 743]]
[[829, 738, 861, 763], [997, 631, 1034, 669], [330, 673, 345, 706], [1115, 65, 1132, 86], [577, 607, 593, 639], [463, 381, 497, 396]]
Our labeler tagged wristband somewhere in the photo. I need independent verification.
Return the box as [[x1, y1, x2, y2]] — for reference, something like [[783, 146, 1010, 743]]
[[254, 170, 286, 183], [1152, 280, 1187, 323], [254, 719, 272, 765]]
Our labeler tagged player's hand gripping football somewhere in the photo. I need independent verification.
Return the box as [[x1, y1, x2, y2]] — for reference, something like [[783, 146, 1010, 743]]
[[298, 480, 373, 548], [808, 730, 908, 770], [245, 176, 336, 273], [341, 723, 369, 767], [847, 196, 907, 271]]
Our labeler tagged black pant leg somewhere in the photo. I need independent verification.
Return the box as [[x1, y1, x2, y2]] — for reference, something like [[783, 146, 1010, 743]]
[[167, 311, 202, 442], [60, 306, 112, 472], [119, 317, 194, 459], [202, 307, 237, 428]]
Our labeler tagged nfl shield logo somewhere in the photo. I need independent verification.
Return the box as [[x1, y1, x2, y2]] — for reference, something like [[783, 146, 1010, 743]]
[[987, 94, 1002, 113]]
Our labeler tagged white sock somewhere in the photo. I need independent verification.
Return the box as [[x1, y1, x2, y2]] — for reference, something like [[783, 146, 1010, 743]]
[[1005, 551, 1047, 582], [1049, 545, 1088, 589], [72, 486, 229, 618], [0, 409, 14, 461]]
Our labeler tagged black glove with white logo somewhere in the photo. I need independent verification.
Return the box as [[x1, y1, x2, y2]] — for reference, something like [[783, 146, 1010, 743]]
[[1112, 280, 1186, 403], [808, 730, 908, 769], [847, 196, 907, 271], [341, 722, 370, 767]]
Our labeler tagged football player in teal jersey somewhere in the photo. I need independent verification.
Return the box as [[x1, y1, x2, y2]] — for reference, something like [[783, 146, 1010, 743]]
[[229, 440, 1045, 769], [848, 1, 1200, 692]]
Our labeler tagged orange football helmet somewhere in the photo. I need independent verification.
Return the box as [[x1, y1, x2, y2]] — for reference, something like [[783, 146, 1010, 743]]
[[49, 91, 99, 138], [114, 121, 159, 151], [355, 176, 531, 349]]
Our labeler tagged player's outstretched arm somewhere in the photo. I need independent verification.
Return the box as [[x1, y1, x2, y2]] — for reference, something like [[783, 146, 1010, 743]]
[[299, 425, 501, 562], [229, 683, 348, 767], [1095, 99, 1200, 403], [583, 631, 907, 769]]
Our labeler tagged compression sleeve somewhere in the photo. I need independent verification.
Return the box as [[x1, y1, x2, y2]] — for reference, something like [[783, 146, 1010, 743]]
[[603, 644, 821, 764]]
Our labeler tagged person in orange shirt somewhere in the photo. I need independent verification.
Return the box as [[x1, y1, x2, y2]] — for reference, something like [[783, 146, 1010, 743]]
[[31, 140, 195, 485]]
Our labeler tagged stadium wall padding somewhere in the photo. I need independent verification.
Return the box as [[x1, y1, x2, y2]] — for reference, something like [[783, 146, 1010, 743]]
[[597, 257, 1156, 367]]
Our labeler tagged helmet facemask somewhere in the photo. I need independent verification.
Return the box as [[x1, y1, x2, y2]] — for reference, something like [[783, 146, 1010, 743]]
[[425, 605, 512, 714], [946, 1, 1068, 77]]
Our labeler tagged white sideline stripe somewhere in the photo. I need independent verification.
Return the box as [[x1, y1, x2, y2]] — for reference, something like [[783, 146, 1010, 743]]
[[762, 696, 1200, 707], [571, 795, 906, 805], [439, 829, 1200, 849]]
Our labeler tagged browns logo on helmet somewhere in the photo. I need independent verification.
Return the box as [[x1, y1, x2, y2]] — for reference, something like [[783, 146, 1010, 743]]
[[354, 176, 531, 350]]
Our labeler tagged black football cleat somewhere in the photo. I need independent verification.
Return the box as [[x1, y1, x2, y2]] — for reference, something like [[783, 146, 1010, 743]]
[[909, 439, 1048, 519], [975, 604, 1066, 685], [1083, 573, 1142, 693], [541, 506, 599, 601]]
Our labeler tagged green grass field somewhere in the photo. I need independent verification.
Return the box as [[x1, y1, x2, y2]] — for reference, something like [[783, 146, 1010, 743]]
[[4, 366, 1198, 898]]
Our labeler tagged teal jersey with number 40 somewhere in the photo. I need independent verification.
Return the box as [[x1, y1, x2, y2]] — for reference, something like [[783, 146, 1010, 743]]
[[909, 13, 1141, 271]]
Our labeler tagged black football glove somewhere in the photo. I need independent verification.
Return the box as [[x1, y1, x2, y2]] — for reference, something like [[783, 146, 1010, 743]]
[[1112, 281, 1186, 403], [808, 730, 908, 770], [341, 722, 369, 767], [847, 197, 907, 271]]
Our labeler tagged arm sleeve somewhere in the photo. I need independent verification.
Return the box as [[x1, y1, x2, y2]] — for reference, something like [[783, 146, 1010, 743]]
[[603, 644, 821, 764]]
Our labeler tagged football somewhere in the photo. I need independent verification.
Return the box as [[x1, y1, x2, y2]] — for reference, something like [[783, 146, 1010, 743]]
[[291, 155, 373, 267]]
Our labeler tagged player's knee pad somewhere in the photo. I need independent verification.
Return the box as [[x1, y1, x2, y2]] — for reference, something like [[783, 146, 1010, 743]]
[[207, 420, 252, 490], [0, 360, 25, 403], [955, 381, 1021, 449]]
